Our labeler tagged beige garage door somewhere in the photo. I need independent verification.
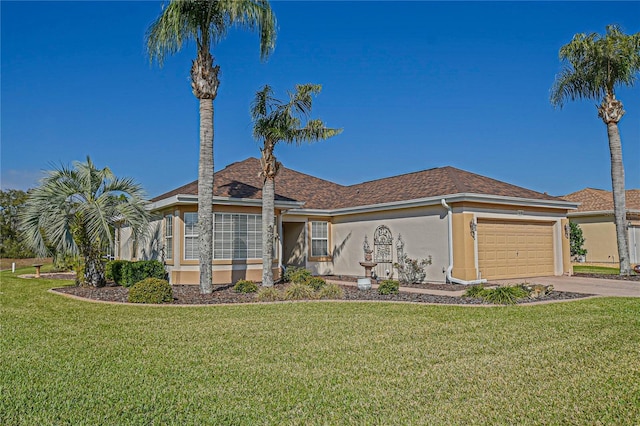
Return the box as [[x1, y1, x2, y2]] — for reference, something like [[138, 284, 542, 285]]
[[478, 220, 555, 280]]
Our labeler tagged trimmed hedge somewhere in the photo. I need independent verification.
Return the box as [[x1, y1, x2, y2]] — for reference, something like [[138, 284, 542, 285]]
[[233, 280, 258, 293], [128, 278, 173, 304], [106, 260, 166, 287], [105, 260, 129, 284], [378, 280, 400, 295]]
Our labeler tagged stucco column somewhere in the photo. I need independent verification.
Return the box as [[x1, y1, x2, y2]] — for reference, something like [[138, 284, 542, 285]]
[[452, 212, 478, 280], [561, 218, 572, 276]]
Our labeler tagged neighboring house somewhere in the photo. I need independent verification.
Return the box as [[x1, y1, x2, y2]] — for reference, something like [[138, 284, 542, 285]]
[[564, 188, 640, 264], [117, 158, 577, 284]]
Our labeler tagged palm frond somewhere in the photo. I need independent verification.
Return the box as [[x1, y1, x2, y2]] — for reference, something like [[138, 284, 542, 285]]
[[147, 0, 277, 66], [551, 25, 640, 107]]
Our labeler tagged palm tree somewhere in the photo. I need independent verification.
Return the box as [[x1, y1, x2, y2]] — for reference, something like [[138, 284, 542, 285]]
[[146, 0, 276, 294], [251, 84, 342, 286], [551, 25, 640, 276], [20, 157, 150, 287]]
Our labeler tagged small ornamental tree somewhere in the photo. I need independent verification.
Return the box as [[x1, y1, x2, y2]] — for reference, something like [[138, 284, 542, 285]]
[[570, 222, 587, 258]]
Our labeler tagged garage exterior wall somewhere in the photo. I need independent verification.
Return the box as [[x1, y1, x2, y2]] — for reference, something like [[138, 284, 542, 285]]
[[449, 203, 571, 280]]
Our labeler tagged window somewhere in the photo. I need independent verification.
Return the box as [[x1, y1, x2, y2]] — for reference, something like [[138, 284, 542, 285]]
[[184, 212, 198, 260], [164, 214, 173, 260], [311, 221, 329, 257], [214, 213, 262, 260]]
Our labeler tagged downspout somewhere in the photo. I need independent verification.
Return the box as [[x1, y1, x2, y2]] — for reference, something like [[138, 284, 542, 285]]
[[441, 199, 487, 285]]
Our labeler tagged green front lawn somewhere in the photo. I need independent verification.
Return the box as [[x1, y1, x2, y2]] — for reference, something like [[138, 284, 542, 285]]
[[2, 270, 639, 424], [573, 265, 621, 274]]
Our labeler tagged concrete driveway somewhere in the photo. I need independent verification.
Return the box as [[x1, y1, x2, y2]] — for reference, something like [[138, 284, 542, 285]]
[[494, 275, 640, 297]]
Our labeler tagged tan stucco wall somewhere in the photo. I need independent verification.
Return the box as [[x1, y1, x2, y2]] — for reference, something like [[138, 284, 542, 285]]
[[329, 205, 449, 282], [570, 216, 619, 263], [451, 212, 477, 281], [561, 218, 572, 275]]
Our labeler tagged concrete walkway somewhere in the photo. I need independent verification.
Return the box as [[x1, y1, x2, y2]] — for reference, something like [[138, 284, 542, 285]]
[[326, 279, 466, 297], [328, 276, 639, 298], [494, 276, 640, 297]]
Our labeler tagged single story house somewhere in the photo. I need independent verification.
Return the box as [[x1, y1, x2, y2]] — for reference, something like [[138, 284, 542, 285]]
[[564, 188, 640, 264], [116, 158, 577, 284]]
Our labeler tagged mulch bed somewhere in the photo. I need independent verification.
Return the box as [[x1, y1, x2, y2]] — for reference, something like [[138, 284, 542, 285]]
[[52, 281, 591, 306]]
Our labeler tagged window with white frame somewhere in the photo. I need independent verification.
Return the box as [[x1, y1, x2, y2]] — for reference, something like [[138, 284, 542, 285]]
[[214, 213, 262, 260], [164, 214, 173, 260], [311, 221, 329, 257], [184, 212, 198, 260]]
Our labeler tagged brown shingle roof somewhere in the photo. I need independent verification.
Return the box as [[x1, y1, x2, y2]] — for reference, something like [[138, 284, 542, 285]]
[[151, 158, 346, 208], [563, 188, 640, 213], [331, 166, 561, 209], [151, 158, 565, 209]]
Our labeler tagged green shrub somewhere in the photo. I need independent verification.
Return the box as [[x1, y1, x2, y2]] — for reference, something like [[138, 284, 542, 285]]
[[481, 286, 528, 305], [463, 284, 488, 298], [394, 254, 432, 284], [284, 266, 312, 284], [283, 283, 317, 300], [318, 283, 344, 299], [121, 260, 166, 287], [306, 276, 326, 291], [52, 253, 80, 272], [256, 287, 282, 302], [378, 280, 399, 295], [105, 260, 129, 284], [233, 280, 258, 293], [128, 278, 173, 304]]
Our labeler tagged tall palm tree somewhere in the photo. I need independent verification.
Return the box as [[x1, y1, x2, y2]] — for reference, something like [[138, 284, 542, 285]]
[[20, 157, 150, 287], [551, 25, 640, 276], [251, 84, 342, 286], [146, 0, 276, 294]]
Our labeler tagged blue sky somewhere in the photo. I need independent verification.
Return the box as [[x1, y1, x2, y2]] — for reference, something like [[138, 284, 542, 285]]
[[2, 1, 639, 199]]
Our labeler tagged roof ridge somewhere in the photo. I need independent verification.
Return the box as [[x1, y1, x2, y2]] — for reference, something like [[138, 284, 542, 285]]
[[443, 166, 470, 193], [346, 166, 444, 188]]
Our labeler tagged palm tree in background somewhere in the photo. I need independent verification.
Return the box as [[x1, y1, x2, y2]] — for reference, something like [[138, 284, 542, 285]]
[[251, 84, 342, 286], [146, 0, 276, 293], [20, 157, 150, 287], [551, 25, 640, 275]]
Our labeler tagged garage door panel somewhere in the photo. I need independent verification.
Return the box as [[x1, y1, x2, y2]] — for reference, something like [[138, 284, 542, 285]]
[[478, 220, 554, 280]]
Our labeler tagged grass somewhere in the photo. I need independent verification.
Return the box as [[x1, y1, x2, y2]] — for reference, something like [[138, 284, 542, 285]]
[[0, 257, 53, 271], [2, 268, 639, 424], [573, 265, 622, 274]]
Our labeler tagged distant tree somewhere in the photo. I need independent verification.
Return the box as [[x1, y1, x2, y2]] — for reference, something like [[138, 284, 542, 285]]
[[569, 222, 587, 258], [251, 84, 342, 286], [146, 0, 277, 294], [550, 25, 640, 275], [19, 157, 149, 287], [0, 189, 36, 258]]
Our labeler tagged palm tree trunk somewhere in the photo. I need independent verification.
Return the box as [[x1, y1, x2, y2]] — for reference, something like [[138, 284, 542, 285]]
[[599, 94, 631, 275], [198, 98, 214, 293], [606, 121, 631, 275], [262, 177, 275, 287], [260, 140, 279, 287]]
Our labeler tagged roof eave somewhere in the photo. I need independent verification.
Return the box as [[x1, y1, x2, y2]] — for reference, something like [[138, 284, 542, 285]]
[[148, 194, 304, 211], [568, 209, 640, 217], [286, 193, 578, 217]]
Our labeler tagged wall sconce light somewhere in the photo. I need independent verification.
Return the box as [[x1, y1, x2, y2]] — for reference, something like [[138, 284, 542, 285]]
[[470, 219, 477, 239], [564, 223, 570, 239]]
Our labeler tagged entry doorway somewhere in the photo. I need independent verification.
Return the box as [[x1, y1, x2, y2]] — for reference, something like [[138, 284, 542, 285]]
[[283, 222, 306, 268]]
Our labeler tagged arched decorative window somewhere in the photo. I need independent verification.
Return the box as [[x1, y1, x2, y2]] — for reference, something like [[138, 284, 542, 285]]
[[373, 225, 393, 279]]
